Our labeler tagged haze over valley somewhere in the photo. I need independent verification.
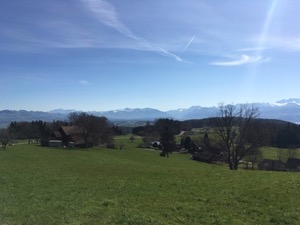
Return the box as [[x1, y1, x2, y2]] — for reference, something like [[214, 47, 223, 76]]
[[1, 98, 300, 128]]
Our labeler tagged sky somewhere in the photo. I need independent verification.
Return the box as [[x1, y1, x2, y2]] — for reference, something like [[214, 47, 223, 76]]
[[1, 0, 300, 111]]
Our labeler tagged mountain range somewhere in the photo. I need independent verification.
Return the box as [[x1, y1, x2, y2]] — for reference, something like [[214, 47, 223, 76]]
[[1, 99, 300, 127]]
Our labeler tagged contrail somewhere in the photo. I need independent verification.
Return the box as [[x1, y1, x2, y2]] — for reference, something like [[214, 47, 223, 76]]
[[180, 35, 196, 55], [82, 0, 183, 62]]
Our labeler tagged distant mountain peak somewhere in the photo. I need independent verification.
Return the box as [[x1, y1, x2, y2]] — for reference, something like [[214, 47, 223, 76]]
[[49, 109, 77, 114], [1, 98, 300, 127], [274, 98, 300, 106]]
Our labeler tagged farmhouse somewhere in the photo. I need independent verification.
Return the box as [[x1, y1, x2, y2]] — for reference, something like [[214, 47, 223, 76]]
[[48, 140, 62, 147], [151, 141, 161, 149], [258, 158, 300, 172], [286, 158, 300, 171], [258, 159, 286, 171], [52, 126, 86, 147], [191, 148, 224, 164], [191, 133, 225, 164]]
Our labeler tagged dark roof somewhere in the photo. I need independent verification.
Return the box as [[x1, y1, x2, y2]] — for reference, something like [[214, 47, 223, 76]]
[[52, 131, 63, 139], [286, 158, 300, 169], [60, 126, 83, 136], [70, 134, 86, 145], [260, 159, 283, 164], [258, 159, 286, 171]]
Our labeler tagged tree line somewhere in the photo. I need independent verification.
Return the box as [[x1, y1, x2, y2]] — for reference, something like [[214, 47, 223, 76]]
[[133, 104, 300, 170], [133, 117, 300, 150], [0, 112, 118, 148], [1, 105, 300, 170]]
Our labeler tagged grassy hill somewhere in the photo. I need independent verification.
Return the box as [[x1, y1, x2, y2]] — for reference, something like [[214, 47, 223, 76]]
[[0, 140, 300, 225]]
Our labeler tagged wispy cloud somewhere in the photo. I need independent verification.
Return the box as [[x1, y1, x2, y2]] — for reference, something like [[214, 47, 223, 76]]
[[236, 47, 267, 52], [147, 45, 183, 62], [81, 0, 138, 40], [79, 80, 91, 86], [81, 0, 183, 61], [211, 54, 270, 66]]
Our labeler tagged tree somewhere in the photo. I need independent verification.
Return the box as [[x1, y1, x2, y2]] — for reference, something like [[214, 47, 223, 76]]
[[154, 119, 181, 136], [0, 129, 10, 150], [213, 103, 260, 170], [8, 120, 50, 142], [160, 126, 176, 157], [129, 135, 135, 143], [244, 147, 263, 169], [154, 119, 179, 157], [68, 112, 113, 147], [182, 136, 198, 153], [183, 136, 193, 150], [275, 123, 300, 149]]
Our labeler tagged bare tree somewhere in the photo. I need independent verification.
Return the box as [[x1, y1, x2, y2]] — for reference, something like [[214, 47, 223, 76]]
[[68, 112, 113, 147], [213, 103, 260, 170], [244, 147, 263, 169], [0, 129, 10, 150]]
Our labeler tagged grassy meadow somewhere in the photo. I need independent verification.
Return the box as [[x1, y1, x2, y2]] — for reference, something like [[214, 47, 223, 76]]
[[0, 136, 300, 225]]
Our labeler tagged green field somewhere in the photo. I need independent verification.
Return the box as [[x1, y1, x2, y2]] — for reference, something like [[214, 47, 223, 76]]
[[0, 138, 300, 225]]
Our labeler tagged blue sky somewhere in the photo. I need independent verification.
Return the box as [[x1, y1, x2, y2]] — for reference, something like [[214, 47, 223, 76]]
[[1, 0, 300, 111]]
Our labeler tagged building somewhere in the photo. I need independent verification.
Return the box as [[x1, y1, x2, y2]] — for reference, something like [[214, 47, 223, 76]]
[[49, 126, 86, 147], [286, 158, 300, 171], [258, 159, 286, 171]]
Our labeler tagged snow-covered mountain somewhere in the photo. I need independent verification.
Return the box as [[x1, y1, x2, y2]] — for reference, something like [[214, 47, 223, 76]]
[[256, 99, 300, 124], [1, 99, 300, 127], [49, 109, 77, 114], [167, 106, 218, 120], [90, 108, 170, 120], [272, 98, 300, 106], [167, 99, 300, 123]]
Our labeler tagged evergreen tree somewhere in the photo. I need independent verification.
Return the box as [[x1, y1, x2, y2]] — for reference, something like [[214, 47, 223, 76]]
[[160, 127, 176, 157]]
